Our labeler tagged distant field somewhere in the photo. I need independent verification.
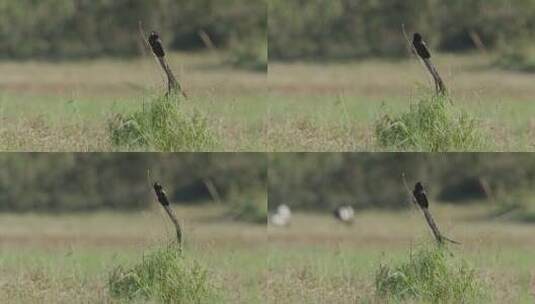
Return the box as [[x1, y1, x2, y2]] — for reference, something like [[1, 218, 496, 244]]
[[4, 53, 535, 152], [268, 54, 535, 151], [2, 202, 534, 303], [0, 206, 266, 303], [0, 52, 268, 151], [267, 204, 535, 303], [2, 52, 535, 152]]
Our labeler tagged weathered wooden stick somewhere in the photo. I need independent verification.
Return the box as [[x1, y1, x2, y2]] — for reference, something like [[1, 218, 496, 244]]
[[421, 206, 443, 244], [422, 58, 447, 95], [203, 178, 222, 204], [469, 30, 487, 53], [153, 182, 183, 249]]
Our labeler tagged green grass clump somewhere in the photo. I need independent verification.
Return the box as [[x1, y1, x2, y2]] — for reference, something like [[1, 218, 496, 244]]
[[375, 246, 488, 303], [108, 244, 217, 303], [375, 95, 487, 151], [108, 94, 216, 151]]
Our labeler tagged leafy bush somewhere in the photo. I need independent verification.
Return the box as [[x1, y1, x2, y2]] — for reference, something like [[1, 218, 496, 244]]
[[109, 94, 216, 152], [375, 94, 487, 151], [109, 244, 217, 303], [375, 245, 489, 303]]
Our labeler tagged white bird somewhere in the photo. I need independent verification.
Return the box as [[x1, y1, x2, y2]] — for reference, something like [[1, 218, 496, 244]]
[[270, 204, 292, 227], [333, 205, 355, 224]]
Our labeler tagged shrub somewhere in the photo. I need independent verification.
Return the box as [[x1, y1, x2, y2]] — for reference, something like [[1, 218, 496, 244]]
[[108, 94, 216, 151], [375, 245, 489, 303], [108, 244, 217, 303], [375, 94, 487, 151]]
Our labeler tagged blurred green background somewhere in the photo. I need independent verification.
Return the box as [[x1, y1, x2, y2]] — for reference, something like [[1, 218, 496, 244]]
[[269, 153, 535, 214], [269, 0, 535, 62], [0, 0, 266, 66], [0, 153, 266, 213]]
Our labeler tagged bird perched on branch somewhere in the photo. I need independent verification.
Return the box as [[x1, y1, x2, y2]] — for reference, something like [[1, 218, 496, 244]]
[[147, 31, 187, 98], [411, 33, 447, 95], [152, 182, 183, 246], [412, 33, 431, 60], [412, 182, 429, 209], [411, 181, 460, 245], [153, 182, 170, 206], [149, 31, 165, 58]]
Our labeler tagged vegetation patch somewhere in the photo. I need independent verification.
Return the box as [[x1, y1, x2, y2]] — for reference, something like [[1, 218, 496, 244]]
[[108, 244, 217, 303], [495, 45, 535, 73], [229, 198, 267, 224], [375, 245, 489, 303], [489, 190, 535, 223], [228, 36, 267, 71], [375, 94, 487, 151], [108, 94, 216, 151]]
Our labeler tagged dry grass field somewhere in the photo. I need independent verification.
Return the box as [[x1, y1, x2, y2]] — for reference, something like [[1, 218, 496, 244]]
[[3, 53, 535, 151], [267, 204, 535, 303], [0, 205, 267, 303], [0, 51, 267, 151], [268, 54, 535, 151]]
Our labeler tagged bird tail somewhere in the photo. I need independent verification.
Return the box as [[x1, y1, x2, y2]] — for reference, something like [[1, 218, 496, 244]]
[[422, 58, 447, 96], [157, 56, 188, 99], [422, 208, 460, 245]]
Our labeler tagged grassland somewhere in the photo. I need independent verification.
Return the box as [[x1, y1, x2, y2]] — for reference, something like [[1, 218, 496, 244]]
[[0, 205, 266, 303], [267, 203, 535, 303], [0, 51, 267, 151], [1, 201, 534, 303], [3, 53, 535, 151], [268, 53, 535, 151]]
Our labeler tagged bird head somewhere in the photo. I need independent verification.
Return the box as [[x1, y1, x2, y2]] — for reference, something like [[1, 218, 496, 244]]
[[413, 33, 422, 42], [153, 182, 162, 191], [149, 31, 159, 39], [414, 182, 424, 192]]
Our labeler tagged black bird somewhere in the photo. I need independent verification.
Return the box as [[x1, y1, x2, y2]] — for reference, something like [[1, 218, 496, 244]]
[[153, 182, 170, 206], [412, 33, 431, 60], [149, 31, 166, 58], [412, 182, 429, 209]]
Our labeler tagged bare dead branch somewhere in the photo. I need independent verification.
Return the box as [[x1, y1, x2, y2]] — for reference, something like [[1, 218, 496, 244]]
[[468, 30, 487, 53], [203, 178, 222, 204]]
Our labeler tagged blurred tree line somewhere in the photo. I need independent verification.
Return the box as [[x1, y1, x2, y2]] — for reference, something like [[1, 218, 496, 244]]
[[269, 0, 535, 60], [0, 153, 266, 212], [0, 0, 266, 62], [269, 153, 535, 211]]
